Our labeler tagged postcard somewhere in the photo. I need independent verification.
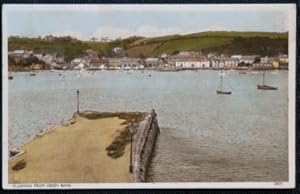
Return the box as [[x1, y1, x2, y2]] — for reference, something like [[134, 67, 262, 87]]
[[2, 4, 296, 189]]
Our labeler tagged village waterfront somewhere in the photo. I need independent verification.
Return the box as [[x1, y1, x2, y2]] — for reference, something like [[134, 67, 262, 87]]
[[8, 69, 288, 182]]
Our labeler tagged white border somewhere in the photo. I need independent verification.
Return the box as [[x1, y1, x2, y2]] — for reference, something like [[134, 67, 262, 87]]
[[1, 4, 296, 12], [2, 4, 296, 189]]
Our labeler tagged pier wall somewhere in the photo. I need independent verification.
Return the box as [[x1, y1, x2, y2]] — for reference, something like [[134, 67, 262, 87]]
[[132, 109, 160, 182]]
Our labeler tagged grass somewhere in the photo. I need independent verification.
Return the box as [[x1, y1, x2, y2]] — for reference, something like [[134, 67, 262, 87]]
[[125, 42, 162, 58], [105, 126, 131, 159], [80, 112, 146, 124], [80, 111, 146, 159], [151, 37, 233, 56], [12, 160, 26, 171], [126, 31, 288, 57]]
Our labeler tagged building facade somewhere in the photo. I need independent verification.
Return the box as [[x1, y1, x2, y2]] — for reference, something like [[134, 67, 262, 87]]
[[252, 63, 273, 70], [175, 56, 209, 69]]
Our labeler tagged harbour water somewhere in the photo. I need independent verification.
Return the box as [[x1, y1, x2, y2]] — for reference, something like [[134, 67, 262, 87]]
[[8, 70, 288, 182]]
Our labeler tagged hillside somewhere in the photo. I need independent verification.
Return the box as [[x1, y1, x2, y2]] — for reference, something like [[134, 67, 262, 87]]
[[8, 31, 288, 61], [8, 36, 142, 62], [125, 31, 288, 57]]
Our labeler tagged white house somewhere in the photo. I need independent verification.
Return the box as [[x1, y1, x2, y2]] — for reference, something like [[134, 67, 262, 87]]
[[71, 58, 90, 68], [71, 58, 82, 66], [260, 56, 269, 63], [252, 63, 273, 70], [207, 53, 216, 59], [145, 58, 160, 67], [224, 57, 239, 69], [211, 58, 225, 69], [211, 57, 239, 69], [78, 63, 85, 69], [42, 54, 55, 65], [99, 64, 107, 70], [112, 47, 123, 56], [231, 55, 242, 60], [175, 56, 210, 69], [10, 50, 33, 58], [121, 57, 141, 69], [12, 50, 25, 55], [138, 64, 145, 70], [161, 53, 168, 59], [279, 54, 288, 64]]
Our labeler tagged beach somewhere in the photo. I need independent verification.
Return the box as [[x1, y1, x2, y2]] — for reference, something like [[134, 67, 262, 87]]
[[9, 115, 131, 183]]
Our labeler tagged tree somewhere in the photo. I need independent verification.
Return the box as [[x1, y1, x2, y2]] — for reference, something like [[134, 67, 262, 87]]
[[238, 61, 246, 67], [172, 50, 180, 55], [90, 37, 97, 42], [254, 56, 261, 63]]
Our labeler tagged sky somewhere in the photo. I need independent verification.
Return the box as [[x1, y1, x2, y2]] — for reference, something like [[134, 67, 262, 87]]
[[3, 4, 291, 41]]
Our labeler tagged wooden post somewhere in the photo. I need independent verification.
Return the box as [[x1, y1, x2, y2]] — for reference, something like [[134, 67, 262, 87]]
[[77, 89, 80, 114], [129, 122, 134, 173]]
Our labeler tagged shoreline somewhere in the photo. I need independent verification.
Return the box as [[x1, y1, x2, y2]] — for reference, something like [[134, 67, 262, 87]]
[[8, 67, 288, 73]]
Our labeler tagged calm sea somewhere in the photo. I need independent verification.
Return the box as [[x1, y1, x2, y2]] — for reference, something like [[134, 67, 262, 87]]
[[8, 70, 288, 182]]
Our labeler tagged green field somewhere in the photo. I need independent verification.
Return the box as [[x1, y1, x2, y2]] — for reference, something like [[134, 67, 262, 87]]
[[8, 31, 288, 61], [151, 37, 233, 56]]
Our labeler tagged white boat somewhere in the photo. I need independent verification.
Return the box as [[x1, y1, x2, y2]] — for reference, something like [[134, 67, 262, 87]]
[[124, 66, 132, 70], [99, 64, 107, 70]]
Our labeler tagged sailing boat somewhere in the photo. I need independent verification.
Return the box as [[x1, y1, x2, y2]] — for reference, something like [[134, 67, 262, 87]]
[[257, 71, 277, 90], [29, 69, 36, 76], [216, 68, 232, 95], [8, 71, 13, 80]]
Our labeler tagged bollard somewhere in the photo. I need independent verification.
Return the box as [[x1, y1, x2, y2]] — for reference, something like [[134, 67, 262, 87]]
[[76, 89, 80, 114], [151, 109, 157, 118]]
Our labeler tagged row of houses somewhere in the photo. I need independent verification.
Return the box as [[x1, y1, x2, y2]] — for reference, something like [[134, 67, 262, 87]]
[[8, 49, 289, 71], [166, 54, 287, 70], [8, 50, 68, 70], [71, 57, 144, 70]]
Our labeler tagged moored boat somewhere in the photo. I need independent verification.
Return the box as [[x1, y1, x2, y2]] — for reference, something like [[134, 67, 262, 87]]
[[8, 72, 13, 80], [216, 68, 232, 95], [257, 84, 277, 90], [216, 90, 231, 95], [257, 71, 278, 90]]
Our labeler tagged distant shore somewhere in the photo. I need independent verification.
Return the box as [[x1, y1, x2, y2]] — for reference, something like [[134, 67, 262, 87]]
[[8, 67, 288, 73]]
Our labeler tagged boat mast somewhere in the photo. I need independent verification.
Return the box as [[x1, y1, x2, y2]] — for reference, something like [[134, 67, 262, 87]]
[[220, 68, 223, 90], [263, 71, 265, 85]]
